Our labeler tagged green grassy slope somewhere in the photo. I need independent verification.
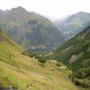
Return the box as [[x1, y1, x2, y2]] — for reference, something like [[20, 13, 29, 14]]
[[49, 27, 90, 89], [0, 30, 83, 90]]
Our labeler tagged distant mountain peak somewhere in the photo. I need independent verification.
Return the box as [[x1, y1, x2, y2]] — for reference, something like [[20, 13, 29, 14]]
[[76, 11, 90, 15], [78, 11, 86, 14], [0, 7, 64, 52], [55, 11, 90, 40], [11, 6, 27, 12], [15, 6, 25, 10]]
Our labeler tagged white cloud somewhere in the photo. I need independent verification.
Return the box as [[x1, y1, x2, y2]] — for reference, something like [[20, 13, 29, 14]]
[[0, 0, 90, 20]]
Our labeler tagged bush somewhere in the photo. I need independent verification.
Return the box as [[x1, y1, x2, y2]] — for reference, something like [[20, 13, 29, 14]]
[[38, 59, 46, 63]]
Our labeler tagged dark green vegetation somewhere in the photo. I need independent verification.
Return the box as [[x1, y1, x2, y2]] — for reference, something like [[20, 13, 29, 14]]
[[55, 11, 90, 40], [0, 6, 64, 52], [46, 27, 90, 89]]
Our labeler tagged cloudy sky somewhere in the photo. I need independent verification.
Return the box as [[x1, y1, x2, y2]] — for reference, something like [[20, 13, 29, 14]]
[[0, 0, 90, 21]]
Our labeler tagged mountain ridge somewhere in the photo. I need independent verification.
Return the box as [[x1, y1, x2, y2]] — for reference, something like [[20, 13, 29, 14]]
[[0, 6, 64, 52], [55, 11, 90, 40]]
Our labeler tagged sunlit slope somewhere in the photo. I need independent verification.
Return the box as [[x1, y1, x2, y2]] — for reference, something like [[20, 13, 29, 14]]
[[0, 32, 83, 90]]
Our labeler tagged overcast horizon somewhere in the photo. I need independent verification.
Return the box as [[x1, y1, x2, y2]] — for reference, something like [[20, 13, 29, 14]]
[[0, 0, 90, 21]]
